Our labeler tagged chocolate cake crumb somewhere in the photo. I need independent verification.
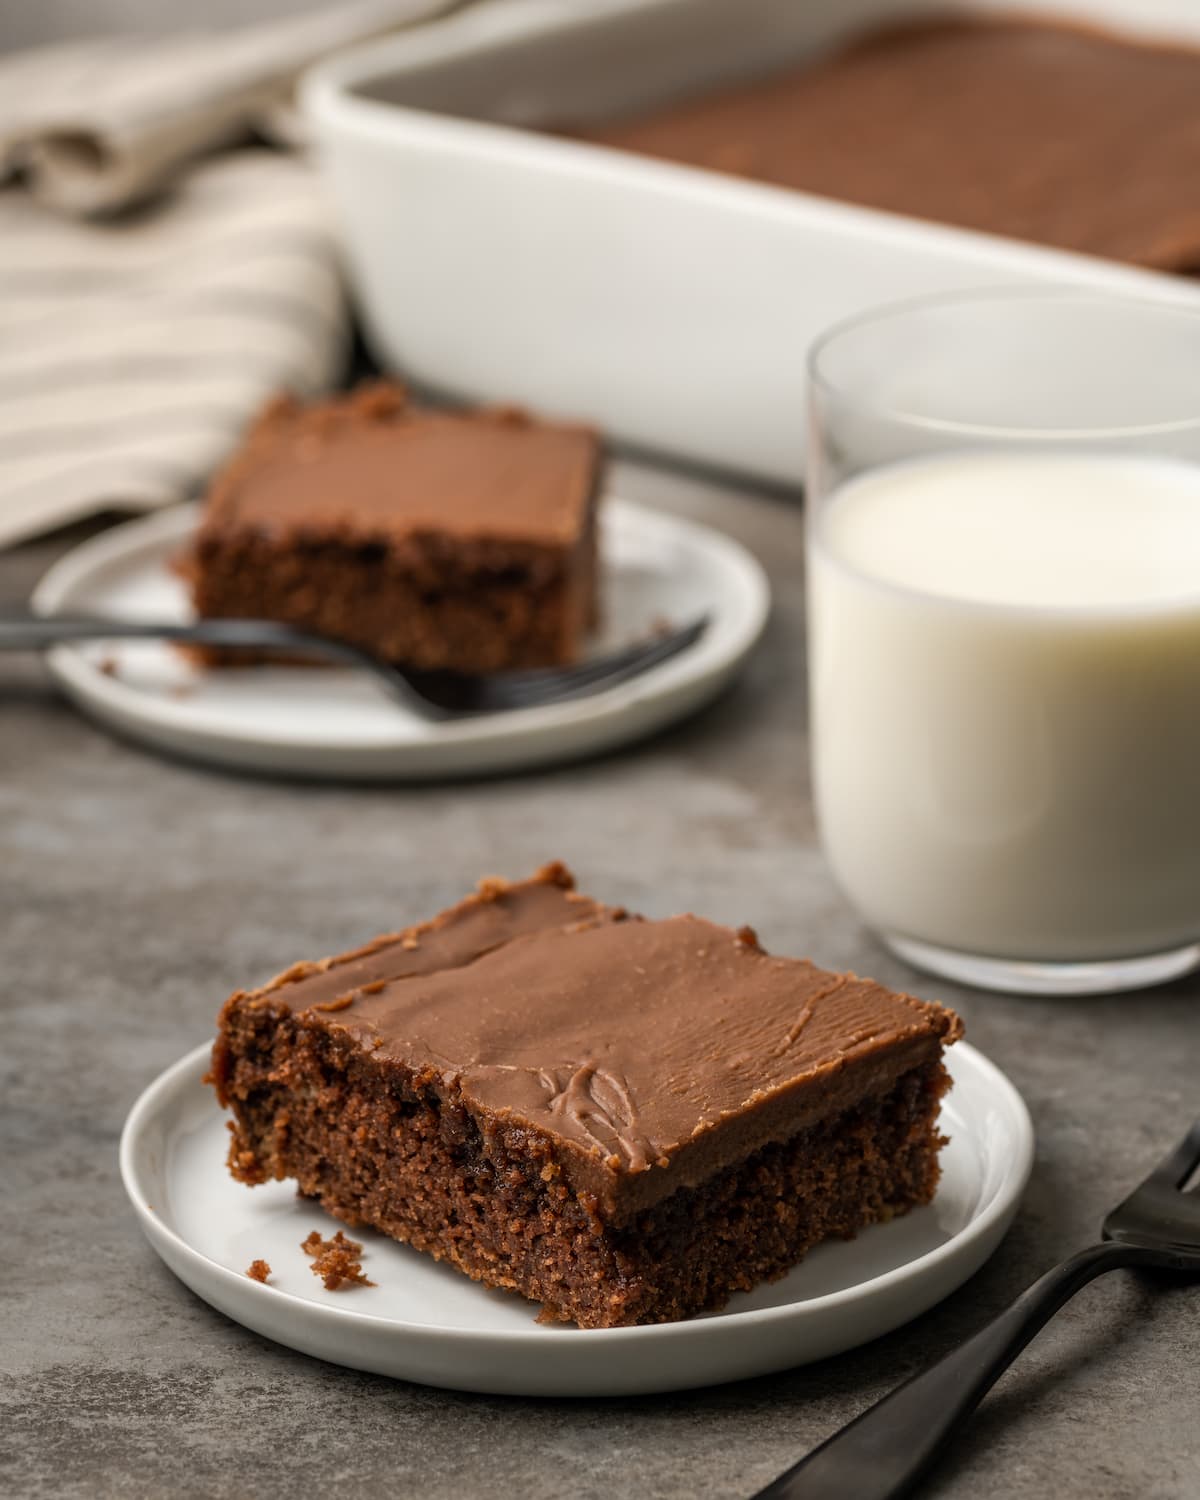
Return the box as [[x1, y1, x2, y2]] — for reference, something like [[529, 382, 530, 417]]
[[245, 1259, 271, 1283], [482, 403, 533, 427], [311, 993, 355, 1013], [355, 381, 407, 422], [301, 1229, 374, 1290]]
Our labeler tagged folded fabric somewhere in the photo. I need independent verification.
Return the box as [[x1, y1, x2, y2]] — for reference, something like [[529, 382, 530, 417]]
[[0, 1, 467, 216], [0, 0, 467, 549], [0, 151, 348, 548]]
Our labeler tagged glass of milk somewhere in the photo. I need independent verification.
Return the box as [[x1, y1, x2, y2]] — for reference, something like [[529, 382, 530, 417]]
[[806, 288, 1200, 995]]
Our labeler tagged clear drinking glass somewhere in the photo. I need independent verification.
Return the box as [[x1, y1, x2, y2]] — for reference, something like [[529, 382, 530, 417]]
[[806, 288, 1200, 995]]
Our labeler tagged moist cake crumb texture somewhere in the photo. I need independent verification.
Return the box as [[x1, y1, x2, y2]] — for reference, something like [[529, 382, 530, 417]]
[[210, 864, 961, 1327], [301, 1230, 374, 1290], [245, 1259, 271, 1283]]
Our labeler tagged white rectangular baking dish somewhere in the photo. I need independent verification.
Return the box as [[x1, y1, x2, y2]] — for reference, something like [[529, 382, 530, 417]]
[[304, 0, 1200, 484]]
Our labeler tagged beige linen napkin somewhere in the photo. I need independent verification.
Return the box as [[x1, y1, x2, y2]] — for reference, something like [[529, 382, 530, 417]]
[[0, 0, 467, 548]]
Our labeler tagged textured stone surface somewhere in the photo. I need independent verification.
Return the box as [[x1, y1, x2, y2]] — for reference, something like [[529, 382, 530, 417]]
[[2, 457, 1198, 1499]]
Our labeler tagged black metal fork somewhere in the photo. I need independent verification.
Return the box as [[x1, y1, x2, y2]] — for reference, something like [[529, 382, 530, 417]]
[[753, 1119, 1200, 1500], [0, 611, 709, 720]]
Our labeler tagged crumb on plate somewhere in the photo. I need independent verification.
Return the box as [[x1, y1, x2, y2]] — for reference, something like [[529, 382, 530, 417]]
[[301, 1229, 374, 1290]]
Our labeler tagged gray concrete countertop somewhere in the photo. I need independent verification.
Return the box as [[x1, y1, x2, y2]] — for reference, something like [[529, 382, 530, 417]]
[[3, 458, 1197, 1500]]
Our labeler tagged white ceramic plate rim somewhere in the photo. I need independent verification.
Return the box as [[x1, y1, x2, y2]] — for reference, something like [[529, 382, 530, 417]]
[[31, 498, 769, 756], [121, 1039, 1033, 1350]]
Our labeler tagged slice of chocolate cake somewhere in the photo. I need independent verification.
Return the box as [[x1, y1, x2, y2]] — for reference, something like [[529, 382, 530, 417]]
[[209, 865, 961, 1328], [189, 383, 602, 673]]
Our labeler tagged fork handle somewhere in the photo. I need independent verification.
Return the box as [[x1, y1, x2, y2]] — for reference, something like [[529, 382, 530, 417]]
[[754, 1240, 1156, 1500], [0, 613, 312, 653], [0, 612, 379, 673], [0, 614, 178, 649]]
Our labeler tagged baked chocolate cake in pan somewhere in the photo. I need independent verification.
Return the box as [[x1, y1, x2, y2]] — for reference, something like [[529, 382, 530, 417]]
[[189, 383, 602, 673], [580, 15, 1200, 274], [209, 865, 962, 1328]]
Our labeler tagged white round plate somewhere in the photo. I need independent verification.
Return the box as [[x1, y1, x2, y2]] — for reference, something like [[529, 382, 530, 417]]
[[32, 498, 769, 779], [120, 1041, 1033, 1397]]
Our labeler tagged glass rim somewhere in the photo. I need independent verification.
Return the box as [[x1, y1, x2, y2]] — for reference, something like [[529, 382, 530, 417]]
[[806, 284, 1200, 442]]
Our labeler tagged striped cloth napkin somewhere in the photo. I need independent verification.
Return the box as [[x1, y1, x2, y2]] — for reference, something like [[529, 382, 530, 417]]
[[0, 1, 467, 548]]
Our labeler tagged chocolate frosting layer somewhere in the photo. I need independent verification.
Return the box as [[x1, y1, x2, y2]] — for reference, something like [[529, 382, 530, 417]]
[[579, 16, 1200, 272], [200, 383, 599, 547], [252, 863, 612, 1014], [239, 867, 960, 1219]]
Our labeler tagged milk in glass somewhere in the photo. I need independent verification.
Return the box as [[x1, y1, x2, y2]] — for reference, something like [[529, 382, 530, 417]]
[[808, 451, 1200, 960]]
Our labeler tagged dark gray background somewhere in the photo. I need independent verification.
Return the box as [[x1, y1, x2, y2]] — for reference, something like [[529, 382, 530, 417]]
[[3, 455, 1198, 1499]]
